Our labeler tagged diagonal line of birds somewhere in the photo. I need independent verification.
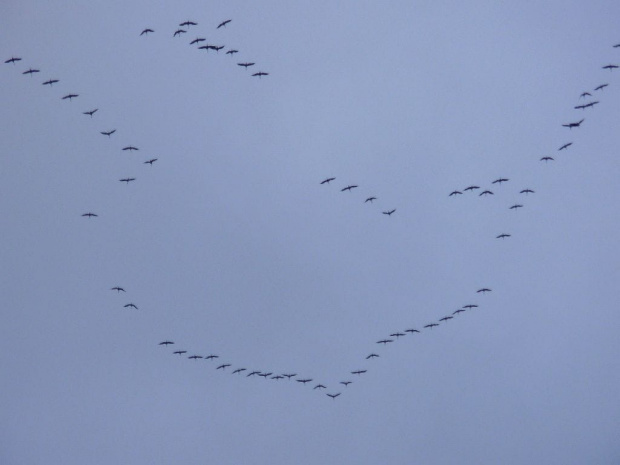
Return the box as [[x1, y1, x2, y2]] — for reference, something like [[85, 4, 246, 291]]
[[5, 17, 619, 400]]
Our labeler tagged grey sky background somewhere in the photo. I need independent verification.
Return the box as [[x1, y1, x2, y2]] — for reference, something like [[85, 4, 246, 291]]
[[2, 1, 619, 464]]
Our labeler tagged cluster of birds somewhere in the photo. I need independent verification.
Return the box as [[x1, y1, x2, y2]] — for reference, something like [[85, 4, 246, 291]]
[[319, 177, 396, 216], [139, 19, 268, 78], [5, 28, 618, 400], [153, 288, 491, 399], [445, 56, 618, 240]]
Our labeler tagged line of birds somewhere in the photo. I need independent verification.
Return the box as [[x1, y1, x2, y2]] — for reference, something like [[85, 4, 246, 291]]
[[319, 177, 396, 216]]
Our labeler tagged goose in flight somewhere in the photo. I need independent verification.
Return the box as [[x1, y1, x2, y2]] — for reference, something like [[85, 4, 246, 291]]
[[341, 185, 358, 192], [492, 178, 509, 184], [140, 28, 154, 36], [509, 204, 523, 210], [238, 62, 255, 68], [602, 64, 619, 70], [144, 158, 158, 165], [205, 354, 219, 360], [389, 332, 405, 338], [439, 316, 453, 322], [190, 38, 206, 45], [424, 323, 439, 329], [101, 129, 116, 137], [252, 71, 269, 78], [188, 355, 203, 360], [83, 109, 98, 117], [226, 50, 238, 55], [159, 341, 174, 346], [540, 156, 554, 162], [296, 379, 312, 384], [246, 371, 260, 377], [122, 146, 139, 151], [340, 381, 352, 387], [496, 233, 511, 239], [463, 304, 478, 309], [173, 29, 187, 37], [217, 19, 232, 28], [232, 368, 246, 374], [42, 79, 59, 86], [477, 288, 491, 293], [22, 68, 40, 75], [173, 350, 187, 355], [314, 384, 326, 390], [282, 373, 297, 379], [579, 91, 591, 98], [382, 209, 396, 216], [119, 178, 136, 184], [110, 286, 125, 292], [258, 372, 273, 379], [62, 94, 79, 101], [464, 185, 480, 192], [584, 101, 599, 109], [453, 309, 466, 315], [376, 339, 393, 345], [562, 118, 584, 129], [405, 329, 420, 334], [320, 177, 335, 184], [351, 370, 367, 375], [449, 190, 462, 196], [217, 364, 231, 370], [180, 21, 197, 27], [479, 190, 494, 196], [81, 212, 98, 218], [558, 142, 572, 151], [366, 353, 379, 359], [124, 303, 138, 309], [272, 375, 284, 380], [365, 196, 376, 203], [594, 84, 608, 91], [5, 57, 21, 64], [327, 393, 341, 399], [520, 189, 535, 195]]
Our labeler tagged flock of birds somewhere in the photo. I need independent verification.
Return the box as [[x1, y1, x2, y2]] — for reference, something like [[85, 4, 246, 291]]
[[5, 20, 618, 400]]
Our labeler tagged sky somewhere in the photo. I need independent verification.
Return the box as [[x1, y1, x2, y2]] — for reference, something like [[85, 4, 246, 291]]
[[1, 1, 619, 464]]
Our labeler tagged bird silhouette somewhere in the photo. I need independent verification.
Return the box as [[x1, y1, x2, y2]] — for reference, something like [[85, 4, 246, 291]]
[[352, 370, 367, 375], [320, 177, 335, 184], [144, 159, 158, 165], [376, 339, 393, 345], [100, 129, 116, 137], [382, 209, 396, 216], [314, 384, 326, 390], [282, 373, 297, 379], [119, 178, 136, 184], [449, 190, 462, 196], [579, 92, 591, 98], [124, 303, 138, 309], [439, 316, 453, 322], [42, 79, 59, 86], [594, 84, 609, 91], [479, 190, 494, 196], [341, 185, 358, 192], [83, 109, 98, 117], [205, 354, 219, 360], [366, 353, 379, 359], [61, 94, 79, 101], [327, 393, 341, 399], [190, 38, 206, 45], [389, 332, 405, 338], [562, 119, 584, 129], [237, 62, 255, 68], [188, 355, 203, 360], [584, 101, 599, 109], [81, 212, 98, 218], [558, 142, 572, 151], [296, 379, 312, 384], [464, 185, 480, 192], [492, 178, 509, 184], [509, 204, 523, 210], [405, 329, 420, 334], [173, 29, 187, 37], [496, 233, 511, 239], [520, 189, 535, 195], [271, 375, 284, 380], [365, 197, 377, 203], [246, 371, 260, 377], [540, 156, 554, 162], [463, 304, 479, 309], [424, 323, 439, 329], [5, 57, 22, 64], [122, 146, 138, 151], [180, 21, 197, 27], [232, 368, 246, 374], [602, 64, 618, 70], [217, 19, 232, 28], [159, 341, 174, 346], [252, 72, 269, 78], [340, 381, 352, 387], [217, 364, 231, 370], [258, 372, 273, 379], [22, 68, 40, 75], [173, 350, 187, 355], [140, 28, 154, 36], [453, 309, 466, 315], [477, 288, 491, 293], [226, 50, 238, 55], [110, 287, 125, 292]]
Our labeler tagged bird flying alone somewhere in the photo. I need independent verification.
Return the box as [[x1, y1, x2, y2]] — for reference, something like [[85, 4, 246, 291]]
[[237, 62, 255, 68], [101, 129, 116, 137], [540, 156, 554, 162], [110, 286, 125, 292], [562, 119, 584, 129], [119, 178, 136, 184], [217, 19, 232, 28], [140, 28, 154, 36], [124, 303, 138, 309], [558, 142, 573, 151], [42, 79, 59, 86], [509, 204, 523, 210], [159, 341, 174, 346], [5, 57, 22, 64], [82, 212, 98, 218], [83, 109, 98, 117], [602, 64, 618, 70], [62, 94, 79, 101], [22, 68, 40, 75], [252, 72, 269, 78], [320, 177, 335, 184], [477, 288, 491, 293], [496, 233, 511, 239], [144, 159, 158, 165], [341, 185, 358, 192], [122, 146, 139, 151], [382, 209, 396, 216], [594, 84, 608, 91]]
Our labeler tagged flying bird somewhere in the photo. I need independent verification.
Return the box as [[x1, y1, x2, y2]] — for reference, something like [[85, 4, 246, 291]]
[[237, 62, 255, 68], [558, 142, 573, 151], [453, 309, 466, 315], [492, 178, 509, 184], [159, 341, 174, 346], [61, 94, 79, 101], [5, 57, 22, 64], [173, 29, 187, 37], [463, 305, 479, 310], [584, 101, 599, 108], [366, 353, 379, 359], [283, 373, 297, 379], [22, 68, 40, 75], [341, 185, 358, 192], [389, 332, 405, 338], [190, 38, 206, 45], [594, 84, 608, 91], [252, 72, 269, 78], [226, 50, 238, 55], [179, 21, 197, 27], [496, 233, 511, 239], [140, 28, 154, 36], [124, 303, 138, 309], [424, 323, 439, 329], [119, 178, 136, 184], [100, 129, 116, 137], [509, 204, 523, 210], [405, 329, 420, 334], [382, 209, 396, 216], [614, 44, 620, 48], [477, 288, 492, 293], [42, 79, 59, 86], [602, 64, 618, 70], [313, 384, 326, 390], [449, 190, 462, 196], [540, 156, 554, 162], [205, 354, 219, 360], [579, 92, 591, 99], [320, 177, 335, 184], [352, 370, 367, 375], [83, 109, 98, 117], [340, 381, 352, 387], [464, 185, 480, 192], [439, 316, 453, 322], [173, 350, 187, 355], [479, 190, 494, 196], [327, 393, 341, 399], [520, 189, 535, 195], [188, 355, 203, 360], [233, 368, 247, 374], [217, 364, 231, 370], [258, 372, 273, 379], [246, 371, 260, 377], [271, 375, 284, 380], [296, 379, 312, 384], [81, 212, 98, 218], [562, 118, 584, 129], [110, 286, 125, 292], [122, 146, 139, 151], [365, 197, 376, 203], [217, 19, 232, 28], [144, 158, 158, 165], [376, 339, 393, 345]]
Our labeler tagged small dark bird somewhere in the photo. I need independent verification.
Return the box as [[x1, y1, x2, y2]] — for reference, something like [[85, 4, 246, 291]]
[[602, 64, 618, 70], [198, 45, 211, 51], [584, 101, 599, 109], [100, 129, 116, 137], [110, 286, 125, 292], [173, 350, 187, 355], [144, 159, 158, 165], [341, 185, 358, 192], [122, 146, 139, 151], [439, 316, 453, 322], [477, 288, 492, 293], [479, 190, 494, 196], [173, 29, 187, 37], [558, 142, 573, 151], [271, 375, 284, 380], [464, 185, 480, 192], [562, 119, 584, 129], [492, 178, 509, 185], [449, 190, 462, 196], [424, 323, 439, 329], [464, 305, 479, 311], [246, 371, 260, 377], [22, 68, 40, 75], [405, 329, 420, 334], [159, 341, 174, 346], [124, 303, 138, 309], [205, 355, 219, 360], [62, 94, 79, 101], [42, 79, 59, 86], [5, 57, 22, 64], [580, 92, 591, 98], [217, 364, 231, 370], [320, 177, 335, 184], [232, 368, 246, 374], [190, 38, 206, 45], [217, 19, 232, 29], [211, 46, 225, 53], [140, 28, 154, 36], [180, 21, 197, 27], [297, 379, 312, 384], [282, 373, 297, 379], [366, 353, 379, 359], [594, 84, 609, 91], [520, 189, 535, 195], [340, 381, 352, 387], [352, 370, 367, 375], [119, 178, 136, 184], [188, 355, 203, 360], [509, 204, 523, 210], [237, 62, 255, 68], [226, 50, 238, 55], [574, 104, 587, 110], [540, 156, 554, 162], [614, 44, 620, 48], [365, 197, 377, 203], [252, 72, 269, 78], [81, 212, 98, 218], [453, 309, 466, 315], [382, 209, 396, 216], [258, 372, 273, 379], [83, 109, 98, 117], [327, 393, 341, 399], [389, 332, 405, 338], [496, 233, 511, 239], [314, 384, 326, 390], [377, 339, 393, 345]]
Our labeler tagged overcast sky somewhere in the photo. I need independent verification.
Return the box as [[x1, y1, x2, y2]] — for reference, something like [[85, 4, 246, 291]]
[[2, 1, 619, 464]]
